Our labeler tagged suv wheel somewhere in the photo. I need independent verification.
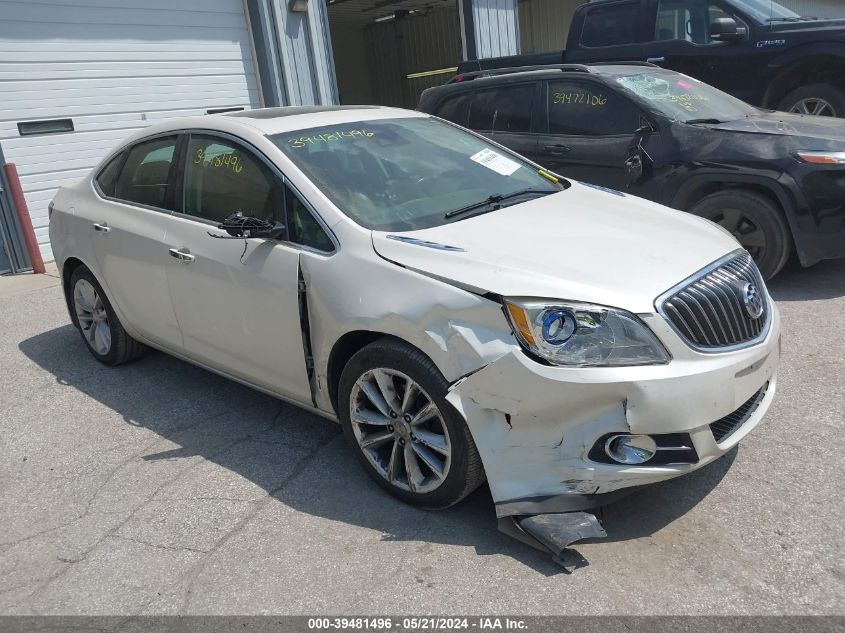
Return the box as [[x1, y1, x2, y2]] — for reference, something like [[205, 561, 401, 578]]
[[778, 83, 845, 118], [68, 265, 148, 365], [338, 338, 485, 509], [690, 190, 791, 280]]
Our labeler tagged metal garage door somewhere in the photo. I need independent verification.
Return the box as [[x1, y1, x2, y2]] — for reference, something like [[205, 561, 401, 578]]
[[0, 0, 262, 264]]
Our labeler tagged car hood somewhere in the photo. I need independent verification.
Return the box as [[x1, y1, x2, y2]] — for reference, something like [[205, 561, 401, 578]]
[[371, 182, 739, 314], [707, 111, 845, 145]]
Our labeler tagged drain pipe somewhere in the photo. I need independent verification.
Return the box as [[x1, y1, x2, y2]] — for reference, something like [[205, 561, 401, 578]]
[[2, 163, 45, 274]]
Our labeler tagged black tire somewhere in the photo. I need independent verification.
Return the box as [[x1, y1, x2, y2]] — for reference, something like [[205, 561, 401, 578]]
[[777, 83, 845, 118], [690, 190, 792, 280], [68, 265, 148, 366], [338, 338, 485, 509]]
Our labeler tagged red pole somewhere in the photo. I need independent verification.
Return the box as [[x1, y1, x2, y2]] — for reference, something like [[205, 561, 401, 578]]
[[3, 162, 45, 274]]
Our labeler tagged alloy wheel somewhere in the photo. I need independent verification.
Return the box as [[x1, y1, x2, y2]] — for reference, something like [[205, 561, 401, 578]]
[[349, 368, 451, 494], [712, 207, 766, 261], [789, 98, 836, 117], [73, 279, 112, 355]]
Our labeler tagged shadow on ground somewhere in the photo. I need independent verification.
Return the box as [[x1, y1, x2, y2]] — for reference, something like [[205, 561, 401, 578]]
[[767, 257, 845, 302], [20, 324, 736, 575]]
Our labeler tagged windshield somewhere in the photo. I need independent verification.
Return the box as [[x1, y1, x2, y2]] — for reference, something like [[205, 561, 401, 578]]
[[271, 117, 562, 232], [614, 72, 757, 122], [730, 0, 803, 22]]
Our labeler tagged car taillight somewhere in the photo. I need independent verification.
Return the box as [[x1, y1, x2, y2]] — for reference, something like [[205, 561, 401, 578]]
[[453, 75, 464, 82]]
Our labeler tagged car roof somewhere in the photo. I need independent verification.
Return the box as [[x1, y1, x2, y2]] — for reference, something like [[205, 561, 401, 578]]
[[124, 105, 428, 142], [450, 63, 681, 86]]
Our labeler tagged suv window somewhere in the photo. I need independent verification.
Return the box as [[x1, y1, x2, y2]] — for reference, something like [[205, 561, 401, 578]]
[[433, 93, 470, 126], [184, 135, 281, 224], [581, 2, 640, 47], [113, 136, 178, 210], [285, 186, 334, 252], [547, 81, 642, 136], [467, 84, 534, 133]]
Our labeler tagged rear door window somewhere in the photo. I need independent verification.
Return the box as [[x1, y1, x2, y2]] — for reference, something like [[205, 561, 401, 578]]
[[467, 84, 535, 133], [581, 2, 640, 47], [546, 81, 642, 136], [113, 136, 179, 211], [95, 151, 127, 198], [433, 93, 470, 126]]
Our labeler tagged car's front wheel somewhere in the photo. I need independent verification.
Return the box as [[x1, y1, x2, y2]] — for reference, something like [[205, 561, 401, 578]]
[[689, 190, 791, 280], [338, 338, 485, 509], [68, 265, 148, 365]]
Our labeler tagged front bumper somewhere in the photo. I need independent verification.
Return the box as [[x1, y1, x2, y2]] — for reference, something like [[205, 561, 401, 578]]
[[446, 304, 781, 517]]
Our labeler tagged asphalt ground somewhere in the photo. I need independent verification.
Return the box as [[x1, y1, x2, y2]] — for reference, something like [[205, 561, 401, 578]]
[[0, 258, 843, 615]]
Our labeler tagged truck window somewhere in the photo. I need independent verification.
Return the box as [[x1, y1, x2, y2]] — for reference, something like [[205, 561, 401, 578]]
[[655, 1, 736, 44], [547, 81, 641, 136], [467, 84, 534, 133], [581, 2, 640, 48]]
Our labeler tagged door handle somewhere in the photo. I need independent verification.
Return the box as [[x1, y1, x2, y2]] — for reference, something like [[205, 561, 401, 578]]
[[647, 57, 665, 64], [544, 144, 572, 155], [169, 248, 195, 263], [92, 222, 111, 233]]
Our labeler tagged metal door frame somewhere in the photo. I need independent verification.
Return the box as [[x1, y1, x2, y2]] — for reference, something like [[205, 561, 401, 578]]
[[0, 142, 31, 274]]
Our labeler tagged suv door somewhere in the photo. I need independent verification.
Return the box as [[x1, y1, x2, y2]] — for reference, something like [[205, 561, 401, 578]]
[[90, 135, 183, 350], [163, 132, 327, 402], [537, 78, 656, 191], [463, 82, 541, 163]]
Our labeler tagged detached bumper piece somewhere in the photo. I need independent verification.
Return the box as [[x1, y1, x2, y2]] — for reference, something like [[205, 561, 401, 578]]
[[498, 512, 607, 573]]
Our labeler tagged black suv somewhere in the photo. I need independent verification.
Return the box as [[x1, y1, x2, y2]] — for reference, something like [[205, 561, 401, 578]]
[[458, 0, 845, 118], [418, 63, 845, 279]]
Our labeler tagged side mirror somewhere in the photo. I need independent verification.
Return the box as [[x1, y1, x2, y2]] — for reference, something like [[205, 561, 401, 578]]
[[710, 17, 747, 41], [625, 125, 654, 186], [209, 212, 286, 240]]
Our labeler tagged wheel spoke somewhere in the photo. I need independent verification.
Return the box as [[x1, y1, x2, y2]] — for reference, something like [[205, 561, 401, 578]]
[[400, 380, 418, 416], [358, 378, 391, 417], [739, 226, 766, 248], [719, 207, 742, 234], [403, 444, 423, 492], [95, 321, 111, 355], [797, 101, 810, 115], [372, 369, 401, 414], [411, 442, 446, 480], [812, 100, 825, 116], [351, 408, 391, 427], [409, 401, 437, 427], [360, 430, 394, 450], [413, 428, 449, 455], [386, 439, 401, 483]]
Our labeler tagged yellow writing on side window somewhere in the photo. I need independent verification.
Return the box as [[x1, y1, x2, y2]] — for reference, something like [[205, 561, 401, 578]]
[[288, 129, 375, 149], [194, 148, 243, 174], [553, 91, 607, 107]]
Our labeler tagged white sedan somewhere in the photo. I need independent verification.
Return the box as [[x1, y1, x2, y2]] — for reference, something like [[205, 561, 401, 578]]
[[49, 106, 779, 561]]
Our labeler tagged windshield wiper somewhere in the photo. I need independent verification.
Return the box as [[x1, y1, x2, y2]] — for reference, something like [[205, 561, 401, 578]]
[[444, 189, 552, 219], [685, 118, 724, 125]]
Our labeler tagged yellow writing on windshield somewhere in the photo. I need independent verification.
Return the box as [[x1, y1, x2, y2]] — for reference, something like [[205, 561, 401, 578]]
[[670, 93, 710, 112], [194, 148, 243, 174], [553, 91, 607, 106], [288, 129, 375, 149]]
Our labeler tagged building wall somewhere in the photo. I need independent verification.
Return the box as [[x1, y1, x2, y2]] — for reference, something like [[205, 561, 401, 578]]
[[472, 0, 521, 58]]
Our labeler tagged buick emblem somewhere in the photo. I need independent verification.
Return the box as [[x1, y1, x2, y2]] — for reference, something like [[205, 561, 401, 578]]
[[741, 282, 764, 319]]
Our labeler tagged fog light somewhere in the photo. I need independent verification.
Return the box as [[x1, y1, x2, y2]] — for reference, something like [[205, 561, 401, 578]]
[[604, 434, 657, 465]]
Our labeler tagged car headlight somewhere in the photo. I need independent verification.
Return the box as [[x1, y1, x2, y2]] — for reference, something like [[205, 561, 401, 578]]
[[504, 299, 670, 367]]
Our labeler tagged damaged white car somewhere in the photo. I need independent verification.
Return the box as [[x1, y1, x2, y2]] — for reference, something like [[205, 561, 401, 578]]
[[49, 106, 779, 565]]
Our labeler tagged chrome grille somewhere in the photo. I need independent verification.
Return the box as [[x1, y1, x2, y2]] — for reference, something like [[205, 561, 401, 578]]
[[710, 382, 768, 443], [657, 251, 769, 351]]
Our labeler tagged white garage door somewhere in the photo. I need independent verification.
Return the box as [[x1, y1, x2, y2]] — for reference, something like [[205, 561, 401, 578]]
[[0, 0, 262, 263]]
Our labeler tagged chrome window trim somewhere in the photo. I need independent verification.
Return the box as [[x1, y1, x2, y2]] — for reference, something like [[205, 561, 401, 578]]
[[654, 249, 773, 354]]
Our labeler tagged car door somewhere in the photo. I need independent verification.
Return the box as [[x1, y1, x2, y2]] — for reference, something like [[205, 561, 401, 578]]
[[464, 82, 541, 163], [536, 79, 652, 191], [90, 135, 183, 350], [163, 132, 325, 402]]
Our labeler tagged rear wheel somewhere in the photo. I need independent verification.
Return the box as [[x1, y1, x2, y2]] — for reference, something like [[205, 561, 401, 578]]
[[778, 83, 845, 118], [68, 265, 148, 365], [690, 190, 791, 280], [338, 338, 485, 509]]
